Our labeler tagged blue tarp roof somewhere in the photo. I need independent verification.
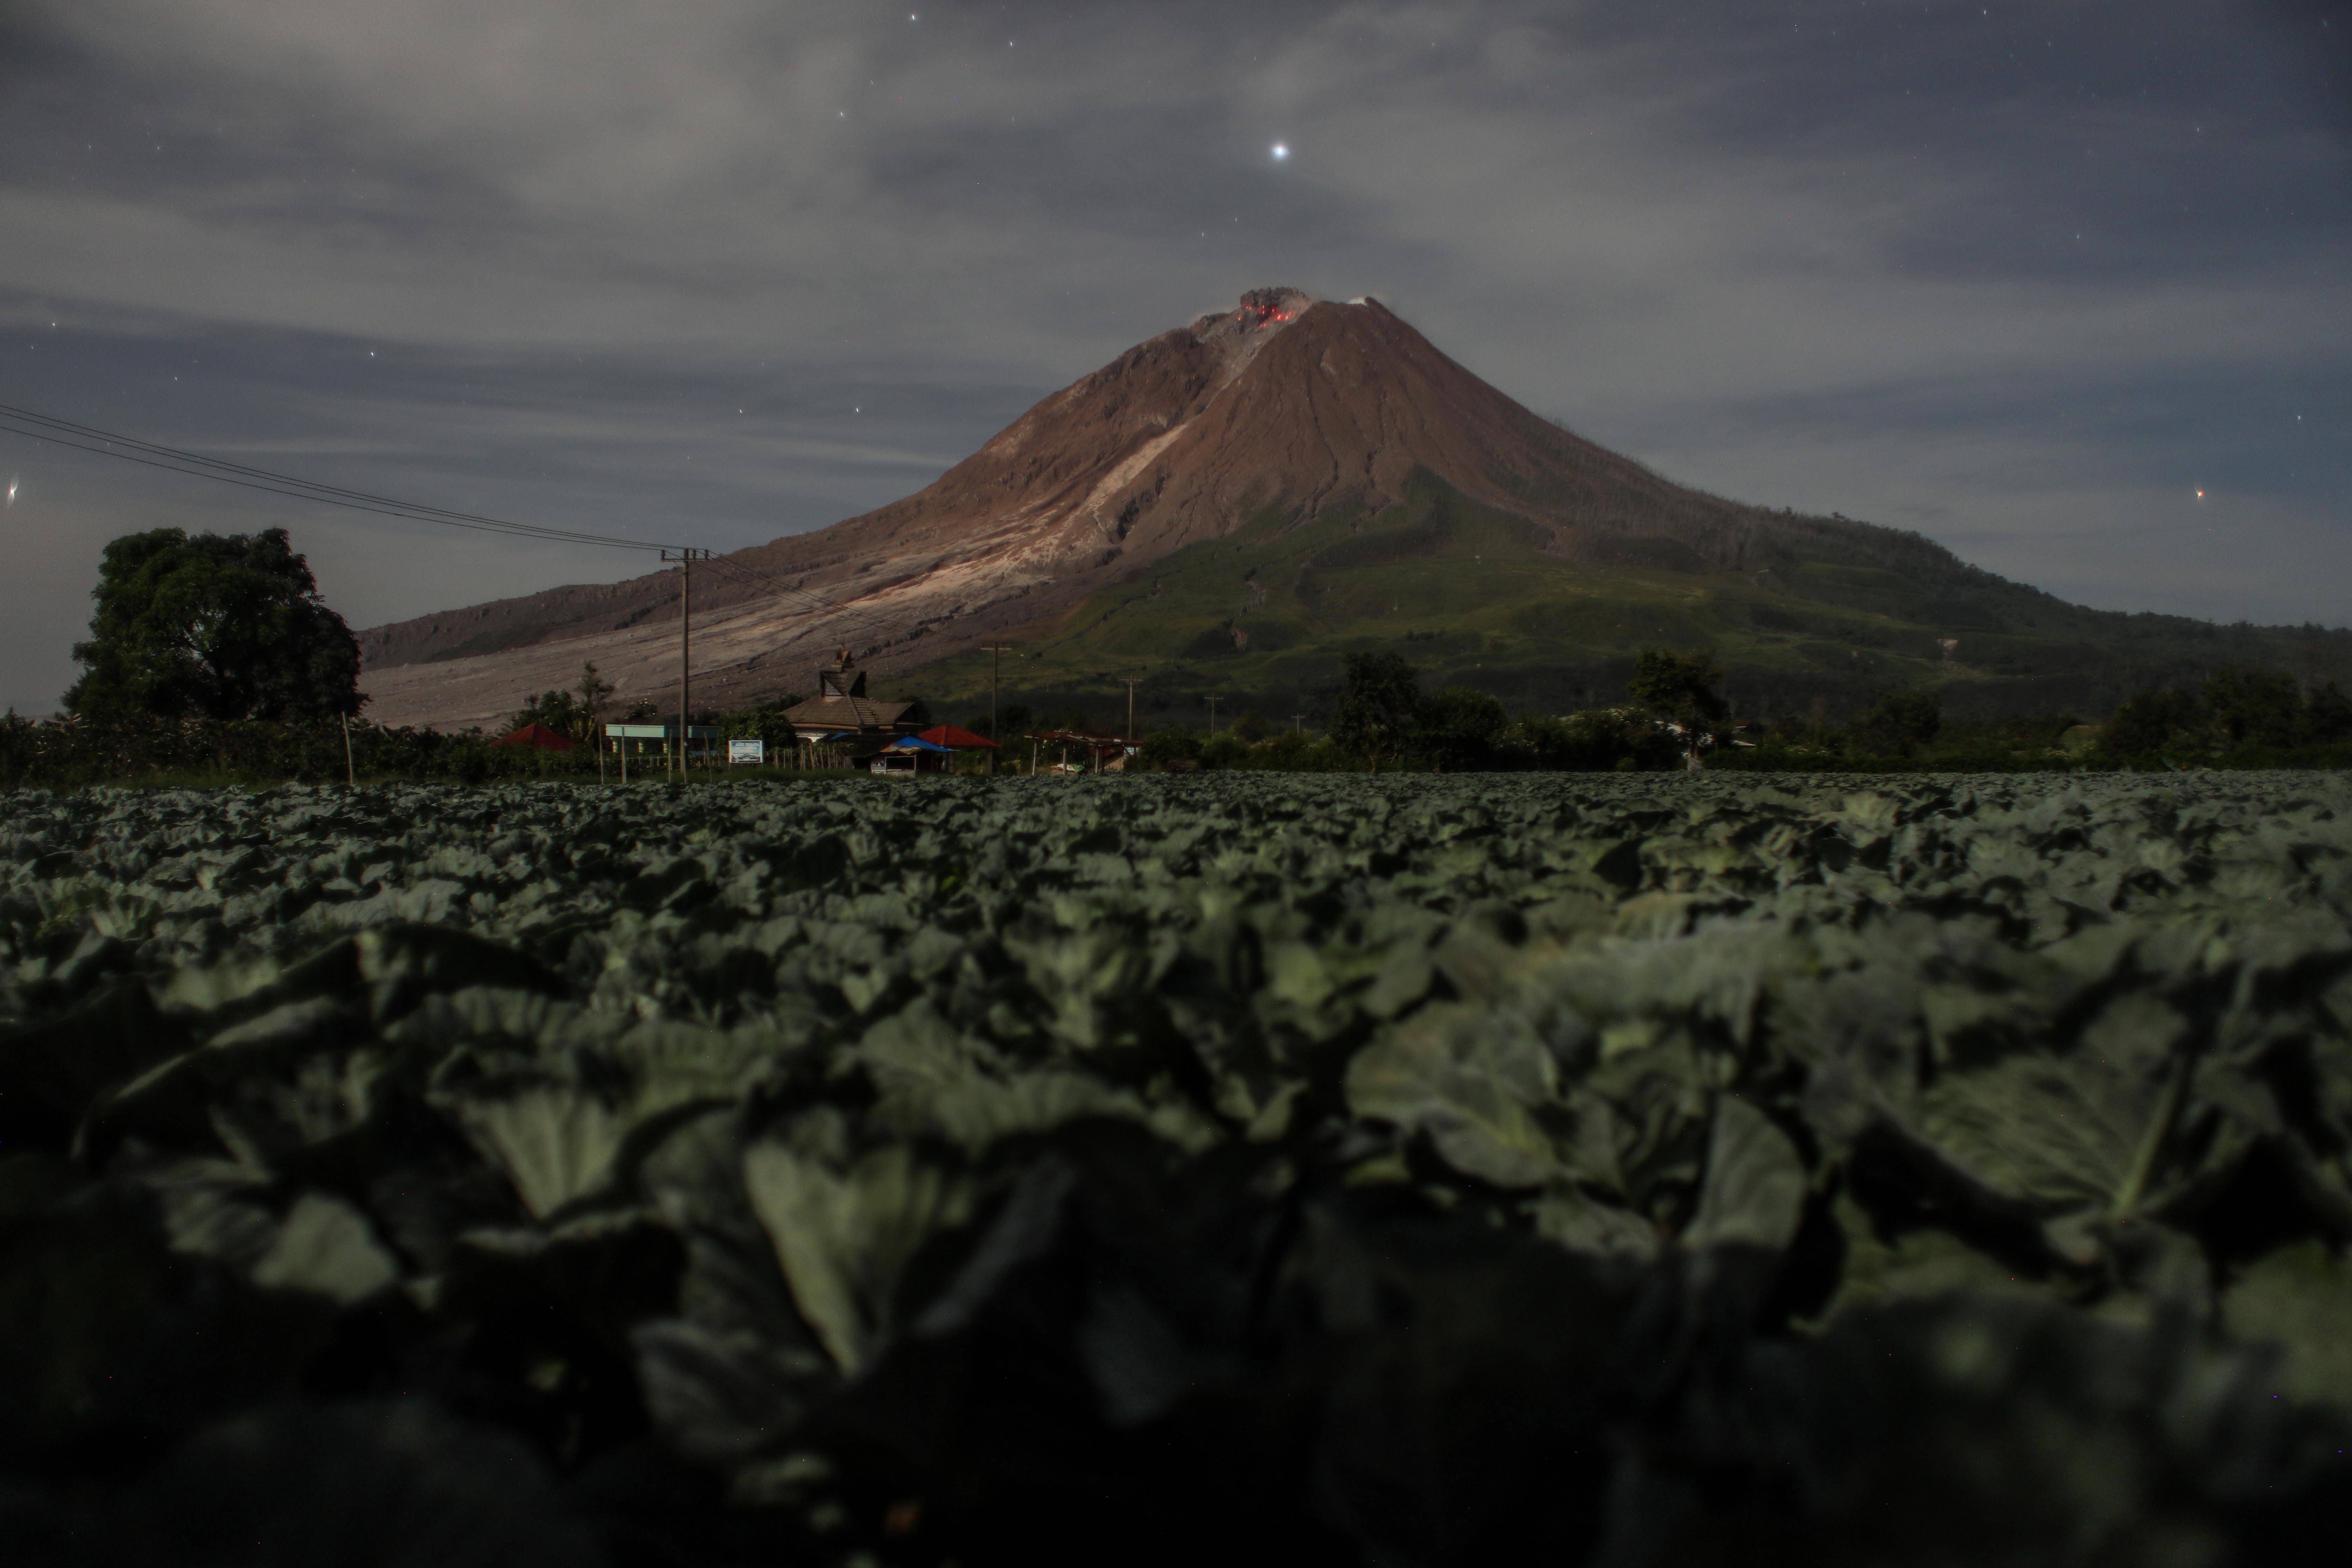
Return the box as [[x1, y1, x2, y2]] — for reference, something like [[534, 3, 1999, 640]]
[[880, 736, 954, 753]]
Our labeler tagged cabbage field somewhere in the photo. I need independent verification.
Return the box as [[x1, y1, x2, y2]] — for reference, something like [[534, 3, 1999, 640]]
[[6, 771, 2352, 1566]]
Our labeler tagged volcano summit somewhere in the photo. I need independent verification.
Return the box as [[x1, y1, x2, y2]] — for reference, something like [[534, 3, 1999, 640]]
[[356, 292, 2344, 728]]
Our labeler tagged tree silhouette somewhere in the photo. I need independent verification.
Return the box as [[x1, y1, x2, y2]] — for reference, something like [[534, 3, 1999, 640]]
[[1864, 688, 1944, 758], [66, 527, 362, 722], [1627, 649, 1727, 723], [575, 662, 615, 732], [1333, 651, 1423, 771]]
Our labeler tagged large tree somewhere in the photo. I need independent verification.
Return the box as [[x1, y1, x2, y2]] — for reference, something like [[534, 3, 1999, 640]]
[[1627, 648, 1728, 724], [2199, 665, 2303, 749], [1861, 688, 1944, 758], [1332, 650, 1423, 771], [509, 665, 615, 741], [1628, 648, 1728, 769], [66, 528, 364, 722]]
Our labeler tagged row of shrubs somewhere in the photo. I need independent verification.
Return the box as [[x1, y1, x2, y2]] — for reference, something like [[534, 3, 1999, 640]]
[[0, 712, 649, 788], [1132, 705, 1682, 773], [1127, 678, 2352, 775], [9, 667, 2349, 788]]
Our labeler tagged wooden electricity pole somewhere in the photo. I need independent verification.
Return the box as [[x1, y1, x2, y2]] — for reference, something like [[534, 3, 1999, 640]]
[[1125, 677, 1140, 742], [980, 644, 1015, 775], [662, 548, 712, 780]]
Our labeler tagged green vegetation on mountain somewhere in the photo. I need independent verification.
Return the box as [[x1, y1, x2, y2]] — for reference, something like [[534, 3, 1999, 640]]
[[898, 468, 2352, 729]]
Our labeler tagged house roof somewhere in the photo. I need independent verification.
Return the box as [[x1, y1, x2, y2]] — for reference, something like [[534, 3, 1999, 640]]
[[783, 694, 913, 732], [913, 724, 1001, 750], [492, 722, 579, 751], [882, 735, 955, 754]]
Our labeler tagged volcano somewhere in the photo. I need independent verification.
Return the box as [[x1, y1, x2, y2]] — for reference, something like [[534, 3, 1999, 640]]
[[356, 289, 2345, 729]]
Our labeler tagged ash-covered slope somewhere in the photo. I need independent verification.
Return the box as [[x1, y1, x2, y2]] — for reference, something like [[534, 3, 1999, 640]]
[[355, 290, 2310, 730], [356, 289, 1943, 727]]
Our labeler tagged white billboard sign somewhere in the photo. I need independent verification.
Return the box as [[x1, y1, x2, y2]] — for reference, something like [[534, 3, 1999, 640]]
[[728, 738, 765, 765]]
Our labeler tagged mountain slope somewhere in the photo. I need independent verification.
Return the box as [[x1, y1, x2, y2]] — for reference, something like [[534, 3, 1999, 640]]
[[355, 290, 2348, 730]]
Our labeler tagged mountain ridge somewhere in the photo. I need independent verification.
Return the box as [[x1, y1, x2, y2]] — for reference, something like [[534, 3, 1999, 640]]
[[354, 290, 2348, 730]]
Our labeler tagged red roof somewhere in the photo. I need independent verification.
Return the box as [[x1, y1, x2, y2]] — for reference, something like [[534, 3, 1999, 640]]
[[492, 722, 579, 751], [915, 724, 1001, 750]]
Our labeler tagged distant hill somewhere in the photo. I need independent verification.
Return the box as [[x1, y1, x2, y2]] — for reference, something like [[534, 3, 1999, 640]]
[[356, 289, 2350, 730]]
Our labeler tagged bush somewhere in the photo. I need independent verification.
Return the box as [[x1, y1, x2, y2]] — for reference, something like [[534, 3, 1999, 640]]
[[1503, 709, 1678, 772], [2097, 667, 2352, 764], [1859, 689, 1944, 758], [1198, 733, 1251, 771], [1138, 728, 1203, 771], [1414, 686, 1508, 771], [0, 712, 597, 788]]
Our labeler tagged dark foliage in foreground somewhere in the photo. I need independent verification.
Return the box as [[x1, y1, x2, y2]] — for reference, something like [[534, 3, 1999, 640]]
[[5, 773, 2352, 1564]]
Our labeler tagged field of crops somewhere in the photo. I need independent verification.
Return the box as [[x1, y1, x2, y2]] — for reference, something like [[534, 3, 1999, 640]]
[[6, 771, 2352, 1565]]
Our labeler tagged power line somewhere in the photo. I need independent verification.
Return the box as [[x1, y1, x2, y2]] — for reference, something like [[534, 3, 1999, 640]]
[[0, 395, 955, 661], [0, 399, 676, 552]]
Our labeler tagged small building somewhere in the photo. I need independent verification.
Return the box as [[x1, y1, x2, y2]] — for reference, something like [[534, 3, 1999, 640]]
[[870, 736, 957, 776], [1026, 729, 1139, 774], [782, 651, 917, 765], [492, 722, 578, 752], [911, 724, 1001, 756], [865, 726, 1004, 776], [603, 723, 720, 777]]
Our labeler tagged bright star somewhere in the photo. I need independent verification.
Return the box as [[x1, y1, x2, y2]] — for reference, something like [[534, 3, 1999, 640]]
[[5, 477, 16, 506], [2195, 489, 2205, 499], [1271, 142, 1289, 161]]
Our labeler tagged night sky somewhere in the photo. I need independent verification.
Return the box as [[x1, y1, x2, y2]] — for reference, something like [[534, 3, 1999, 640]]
[[2, 1, 2345, 716]]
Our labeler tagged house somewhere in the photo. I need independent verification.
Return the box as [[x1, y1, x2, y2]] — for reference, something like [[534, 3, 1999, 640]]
[[782, 651, 917, 764], [491, 722, 578, 752], [911, 724, 1001, 756], [869, 735, 957, 775], [865, 725, 1003, 778], [1026, 729, 1138, 774]]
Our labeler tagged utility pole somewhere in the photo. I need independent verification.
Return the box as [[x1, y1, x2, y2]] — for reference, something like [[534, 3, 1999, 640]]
[[980, 645, 1015, 775], [1124, 677, 1140, 742], [1292, 713, 1304, 738], [1206, 694, 1219, 737], [661, 548, 712, 780]]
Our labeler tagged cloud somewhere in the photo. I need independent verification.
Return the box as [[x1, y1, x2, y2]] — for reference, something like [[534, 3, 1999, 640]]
[[0, 0, 2344, 713]]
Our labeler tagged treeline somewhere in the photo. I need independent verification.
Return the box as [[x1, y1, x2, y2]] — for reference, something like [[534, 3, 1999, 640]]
[[1100, 652, 2352, 775], [8, 651, 2347, 790], [0, 712, 599, 789], [2101, 665, 2352, 761], [1722, 667, 2352, 773], [1129, 706, 1677, 774]]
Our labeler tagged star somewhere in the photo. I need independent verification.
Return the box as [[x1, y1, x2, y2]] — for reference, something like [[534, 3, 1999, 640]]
[[1271, 142, 1289, 161]]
